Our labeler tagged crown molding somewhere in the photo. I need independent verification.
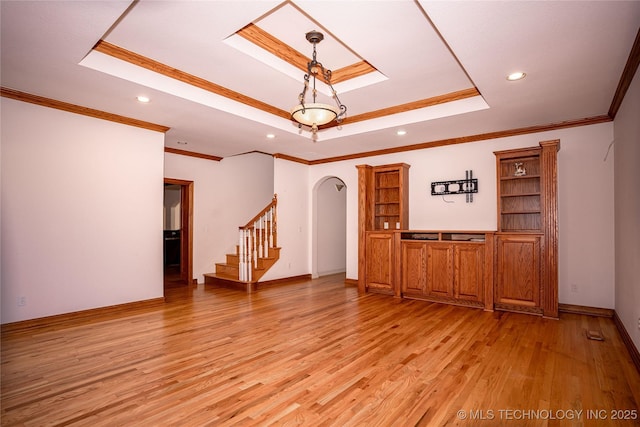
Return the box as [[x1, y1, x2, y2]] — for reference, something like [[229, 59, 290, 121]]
[[236, 23, 376, 84], [165, 147, 222, 162], [93, 40, 290, 120], [305, 115, 611, 165], [272, 153, 312, 165], [609, 28, 640, 119], [1, 87, 170, 133]]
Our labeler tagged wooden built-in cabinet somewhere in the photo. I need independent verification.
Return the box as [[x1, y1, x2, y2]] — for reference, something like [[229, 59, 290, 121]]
[[356, 141, 558, 318], [400, 232, 494, 310], [357, 163, 409, 294], [494, 140, 559, 318], [365, 232, 395, 295]]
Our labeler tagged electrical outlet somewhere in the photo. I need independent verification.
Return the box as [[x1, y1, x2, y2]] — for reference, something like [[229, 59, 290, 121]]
[[637, 317, 640, 330], [570, 283, 578, 293], [17, 296, 26, 307]]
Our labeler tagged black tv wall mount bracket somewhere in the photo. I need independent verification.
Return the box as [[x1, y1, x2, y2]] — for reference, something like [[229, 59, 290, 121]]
[[430, 170, 478, 203]]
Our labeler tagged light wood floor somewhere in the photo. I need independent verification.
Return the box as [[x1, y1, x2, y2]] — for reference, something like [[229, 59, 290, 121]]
[[2, 274, 639, 426]]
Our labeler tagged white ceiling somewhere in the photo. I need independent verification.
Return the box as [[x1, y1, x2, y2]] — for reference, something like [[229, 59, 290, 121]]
[[1, 1, 639, 162]]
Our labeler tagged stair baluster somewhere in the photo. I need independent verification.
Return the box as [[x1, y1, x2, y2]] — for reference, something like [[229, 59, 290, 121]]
[[257, 217, 263, 259], [260, 211, 269, 257], [269, 207, 274, 248], [238, 229, 244, 282], [252, 220, 257, 269], [248, 228, 253, 282]]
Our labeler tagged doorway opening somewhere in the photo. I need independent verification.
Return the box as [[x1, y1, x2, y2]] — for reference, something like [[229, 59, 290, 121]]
[[163, 178, 194, 289], [312, 176, 347, 279]]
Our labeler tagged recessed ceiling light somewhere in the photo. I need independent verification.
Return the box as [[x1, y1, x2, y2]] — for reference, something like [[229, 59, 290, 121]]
[[506, 72, 526, 81], [266, 134, 276, 139], [396, 130, 407, 136], [137, 95, 150, 103]]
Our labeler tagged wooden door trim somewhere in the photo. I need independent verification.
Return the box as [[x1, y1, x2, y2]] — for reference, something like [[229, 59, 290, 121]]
[[164, 178, 194, 286]]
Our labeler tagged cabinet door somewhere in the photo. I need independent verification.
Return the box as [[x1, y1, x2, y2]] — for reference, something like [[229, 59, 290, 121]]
[[401, 241, 427, 297], [426, 244, 453, 297], [454, 244, 484, 302], [495, 234, 541, 310], [366, 232, 395, 294]]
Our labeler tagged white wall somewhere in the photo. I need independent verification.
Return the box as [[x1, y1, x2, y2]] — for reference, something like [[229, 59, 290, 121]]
[[556, 125, 615, 307], [614, 68, 640, 350], [1, 98, 165, 324], [276, 123, 615, 308], [264, 158, 310, 280], [163, 151, 274, 282], [314, 177, 347, 277]]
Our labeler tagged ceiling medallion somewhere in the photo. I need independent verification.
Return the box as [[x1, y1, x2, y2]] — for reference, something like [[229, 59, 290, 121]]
[[290, 31, 347, 141]]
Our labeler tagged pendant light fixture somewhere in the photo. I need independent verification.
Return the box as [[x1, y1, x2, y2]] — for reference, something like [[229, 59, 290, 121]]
[[290, 31, 347, 140]]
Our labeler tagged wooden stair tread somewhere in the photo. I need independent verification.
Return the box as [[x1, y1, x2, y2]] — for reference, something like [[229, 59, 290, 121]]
[[216, 262, 239, 267], [216, 262, 267, 271], [204, 273, 258, 293], [204, 273, 256, 284]]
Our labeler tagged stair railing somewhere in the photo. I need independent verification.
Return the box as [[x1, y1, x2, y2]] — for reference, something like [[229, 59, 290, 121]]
[[238, 194, 277, 282]]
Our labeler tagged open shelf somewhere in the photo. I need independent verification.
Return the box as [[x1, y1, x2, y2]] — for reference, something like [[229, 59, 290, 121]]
[[500, 174, 541, 181], [497, 152, 542, 232], [372, 165, 409, 230], [401, 231, 488, 242], [500, 192, 540, 199], [501, 210, 541, 214]]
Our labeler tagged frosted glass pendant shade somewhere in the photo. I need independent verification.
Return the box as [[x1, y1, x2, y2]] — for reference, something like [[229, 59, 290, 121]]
[[290, 103, 339, 127]]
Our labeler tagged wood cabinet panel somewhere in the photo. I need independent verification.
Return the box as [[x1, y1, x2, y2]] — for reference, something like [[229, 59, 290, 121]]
[[365, 232, 395, 294], [401, 241, 427, 297], [426, 244, 453, 297], [495, 234, 541, 310], [454, 244, 484, 301], [494, 141, 559, 318]]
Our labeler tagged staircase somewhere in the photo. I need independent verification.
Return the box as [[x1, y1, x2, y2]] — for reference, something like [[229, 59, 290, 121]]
[[204, 194, 280, 293]]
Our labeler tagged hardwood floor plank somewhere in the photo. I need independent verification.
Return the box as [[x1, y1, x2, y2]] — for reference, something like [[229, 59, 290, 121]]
[[2, 274, 639, 426]]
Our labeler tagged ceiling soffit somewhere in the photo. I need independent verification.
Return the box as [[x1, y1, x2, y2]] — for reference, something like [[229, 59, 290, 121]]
[[78, 0, 487, 143]]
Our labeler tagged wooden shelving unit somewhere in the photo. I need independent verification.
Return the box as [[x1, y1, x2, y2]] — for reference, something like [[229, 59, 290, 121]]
[[494, 140, 560, 318], [497, 153, 542, 232], [372, 165, 409, 230], [357, 163, 410, 294]]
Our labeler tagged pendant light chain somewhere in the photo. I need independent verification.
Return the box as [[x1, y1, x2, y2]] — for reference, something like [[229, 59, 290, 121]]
[[290, 31, 347, 139]]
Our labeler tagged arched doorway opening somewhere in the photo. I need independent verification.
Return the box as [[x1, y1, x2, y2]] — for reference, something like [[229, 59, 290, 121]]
[[312, 176, 347, 279]]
